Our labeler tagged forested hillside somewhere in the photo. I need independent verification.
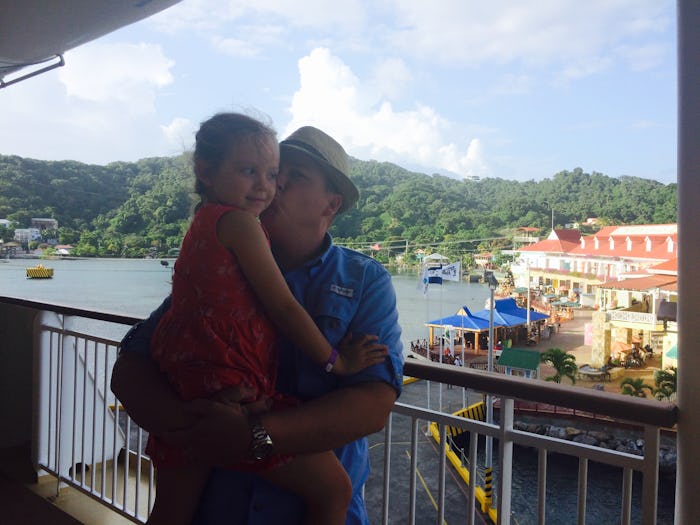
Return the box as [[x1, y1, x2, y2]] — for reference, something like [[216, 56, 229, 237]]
[[0, 153, 677, 261]]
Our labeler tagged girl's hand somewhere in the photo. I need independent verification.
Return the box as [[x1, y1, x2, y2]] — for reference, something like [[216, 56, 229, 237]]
[[331, 332, 388, 376]]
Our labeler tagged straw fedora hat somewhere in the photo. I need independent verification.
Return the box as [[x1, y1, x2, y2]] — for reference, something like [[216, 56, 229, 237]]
[[280, 126, 359, 214]]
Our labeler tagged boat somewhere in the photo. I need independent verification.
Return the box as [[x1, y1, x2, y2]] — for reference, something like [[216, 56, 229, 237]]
[[26, 264, 54, 279]]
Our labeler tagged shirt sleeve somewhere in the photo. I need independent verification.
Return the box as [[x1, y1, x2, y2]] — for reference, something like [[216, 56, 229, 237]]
[[119, 295, 171, 357], [338, 266, 404, 396]]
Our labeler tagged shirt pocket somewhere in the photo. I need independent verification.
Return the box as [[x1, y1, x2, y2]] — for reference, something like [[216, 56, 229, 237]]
[[307, 287, 358, 345]]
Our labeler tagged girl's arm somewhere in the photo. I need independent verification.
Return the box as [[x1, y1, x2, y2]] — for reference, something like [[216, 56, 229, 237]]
[[217, 210, 387, 375]]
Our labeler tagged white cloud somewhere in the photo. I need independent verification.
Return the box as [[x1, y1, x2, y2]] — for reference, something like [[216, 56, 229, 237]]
[[59, 43, 174, 113], [210, 36, 261, 58], [161, 117, 198, 151], [368, 58, 412, 101], [385, 0, 670, 76], [615, 43, 667, 72], [285, 48, 487, 180]]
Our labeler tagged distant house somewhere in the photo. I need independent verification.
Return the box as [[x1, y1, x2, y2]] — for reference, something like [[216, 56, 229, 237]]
[[497, 347, 541, 379], [31, 218, 58, 230], [474, 252, 492, 268], [14, 228, 42, 244]]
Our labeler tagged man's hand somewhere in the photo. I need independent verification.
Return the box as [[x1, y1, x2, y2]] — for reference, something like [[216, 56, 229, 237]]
[[332, 333, 388, 376], [161, 385, 270, 467]]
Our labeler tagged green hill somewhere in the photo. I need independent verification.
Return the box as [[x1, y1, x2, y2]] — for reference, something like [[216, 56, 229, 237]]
[[0, 153, 677, 261]]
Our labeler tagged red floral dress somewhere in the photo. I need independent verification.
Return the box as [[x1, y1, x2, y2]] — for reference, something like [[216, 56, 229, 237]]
[[147, 203, 288, 469]]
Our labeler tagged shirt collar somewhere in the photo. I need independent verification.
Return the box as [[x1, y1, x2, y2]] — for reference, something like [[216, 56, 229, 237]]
[[301, 233, 333, 270]]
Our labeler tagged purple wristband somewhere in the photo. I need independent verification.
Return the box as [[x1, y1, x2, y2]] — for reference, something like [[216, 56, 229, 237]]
[[324, 347, 339, 373]]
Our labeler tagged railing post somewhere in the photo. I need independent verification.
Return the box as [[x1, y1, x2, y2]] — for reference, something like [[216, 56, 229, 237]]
[[498, 397, 514, 525], [381, 413, 393, 525], [641, 425, 660, 525]]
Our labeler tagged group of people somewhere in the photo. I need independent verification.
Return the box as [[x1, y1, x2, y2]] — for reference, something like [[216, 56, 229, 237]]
[[111, 112, 404, 524]]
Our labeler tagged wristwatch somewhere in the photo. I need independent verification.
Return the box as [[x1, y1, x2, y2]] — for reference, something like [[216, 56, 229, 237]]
[[249, 416, 274, 460]]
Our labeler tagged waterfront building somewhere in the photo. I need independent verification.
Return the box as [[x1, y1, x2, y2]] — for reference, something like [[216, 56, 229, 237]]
[[13, 228, 42, 245], [511, 224, 678, 368]]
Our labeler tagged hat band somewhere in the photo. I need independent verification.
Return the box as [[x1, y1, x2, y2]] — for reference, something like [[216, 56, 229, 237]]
[[281, 139, 330, 165]]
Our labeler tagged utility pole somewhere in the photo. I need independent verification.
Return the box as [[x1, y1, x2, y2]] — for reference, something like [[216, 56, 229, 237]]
[[543, 201, 554, 231]]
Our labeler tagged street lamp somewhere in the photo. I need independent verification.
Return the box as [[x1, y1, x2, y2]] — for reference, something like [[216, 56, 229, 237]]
[[484, 270, 499, 478], [542, 201, 555, 232]]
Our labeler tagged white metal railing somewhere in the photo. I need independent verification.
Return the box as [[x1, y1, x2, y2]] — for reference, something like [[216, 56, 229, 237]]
[[34, 309, 155, 523], [14, 299, 677, 525], [607, 309, 662, 326]]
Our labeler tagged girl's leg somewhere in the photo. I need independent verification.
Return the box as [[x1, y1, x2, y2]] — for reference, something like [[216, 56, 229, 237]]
[[258, 451, 352, 525], [146, 465, 210, 525]]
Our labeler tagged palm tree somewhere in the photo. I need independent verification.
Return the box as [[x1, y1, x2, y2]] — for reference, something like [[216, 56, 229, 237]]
[[619, 377, 654, 398], [540, 347, 578, 384], [653, 366, 677, 401]]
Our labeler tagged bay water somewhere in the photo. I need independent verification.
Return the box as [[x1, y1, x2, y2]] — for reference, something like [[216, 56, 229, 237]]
[[0, 257, 491, 346]]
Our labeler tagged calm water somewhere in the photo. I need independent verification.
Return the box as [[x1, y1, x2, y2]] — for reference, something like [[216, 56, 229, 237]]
[[0, 257, 491, 347], [0, 258, 674, 523]]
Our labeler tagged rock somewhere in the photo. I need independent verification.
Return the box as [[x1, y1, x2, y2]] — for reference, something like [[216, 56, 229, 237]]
[[545, 426, 568, 439], [588, 430, 613, 442], [572, 434, 599, 446], [565, 427, 584, 438]]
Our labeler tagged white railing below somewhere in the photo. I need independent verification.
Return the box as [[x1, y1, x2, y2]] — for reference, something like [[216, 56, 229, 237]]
[[607, 310, 662, 326], [10, 299, 677, 525]]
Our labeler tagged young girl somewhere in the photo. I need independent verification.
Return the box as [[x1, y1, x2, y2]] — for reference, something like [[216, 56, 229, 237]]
[[146, 113, 387, 525]]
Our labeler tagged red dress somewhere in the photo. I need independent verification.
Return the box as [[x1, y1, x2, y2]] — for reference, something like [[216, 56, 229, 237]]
[[147, 203, 287, 469]]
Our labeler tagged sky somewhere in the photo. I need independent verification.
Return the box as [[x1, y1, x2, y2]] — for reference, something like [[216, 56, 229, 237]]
[[0, 0, 677, 183]]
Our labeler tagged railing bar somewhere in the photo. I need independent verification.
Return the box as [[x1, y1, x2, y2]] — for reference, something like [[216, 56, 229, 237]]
[[577, 457, 588, 525], [91, 337, 98, 490], [537, 449, 547, 525], [507, 430, 645, 470], [409, 417, 418, 525], [123, 416, 131, 512], [55, 328, 64, 498], [437, 424, 447, 525], [381, 413, 393, 525], [46, 335, 54, 475], [621, 467, 633, 525], [81, 338, 88, 486], [112, 392, 119, 505], [467, 428, 478, 525], [101, 341, 108, 497], [149, 456, 155, 519], [136, 427, 143, 519], [403, 361, 678, 428], [641, 425, 660, 525], [71, 334, 78, 485]]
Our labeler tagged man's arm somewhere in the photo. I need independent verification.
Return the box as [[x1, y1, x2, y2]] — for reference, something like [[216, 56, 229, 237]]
[[111, 298, 197, 434], [111, 352, 196, 435], [172, 381, 396, 466], [263, 381, 396, 455]]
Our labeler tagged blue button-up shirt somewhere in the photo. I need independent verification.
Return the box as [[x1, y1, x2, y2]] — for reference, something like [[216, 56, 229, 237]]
[[121, 234, 404, 524]]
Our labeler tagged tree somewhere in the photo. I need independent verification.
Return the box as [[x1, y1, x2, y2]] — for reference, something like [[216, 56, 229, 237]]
[[540, 347, 578, 384], [653, 367, 677, 401], [619, 377, 654, 398]]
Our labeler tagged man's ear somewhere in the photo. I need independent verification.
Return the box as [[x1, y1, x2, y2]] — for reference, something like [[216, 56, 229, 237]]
[[323, 193, 343, 217]]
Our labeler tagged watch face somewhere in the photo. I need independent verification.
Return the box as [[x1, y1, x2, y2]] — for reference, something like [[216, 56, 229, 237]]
[[251, 419, 274, 460], [253, 439, 274, 460]]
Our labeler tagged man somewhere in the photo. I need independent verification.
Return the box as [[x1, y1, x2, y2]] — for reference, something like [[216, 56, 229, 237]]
[[111, 126, 404, 524]]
